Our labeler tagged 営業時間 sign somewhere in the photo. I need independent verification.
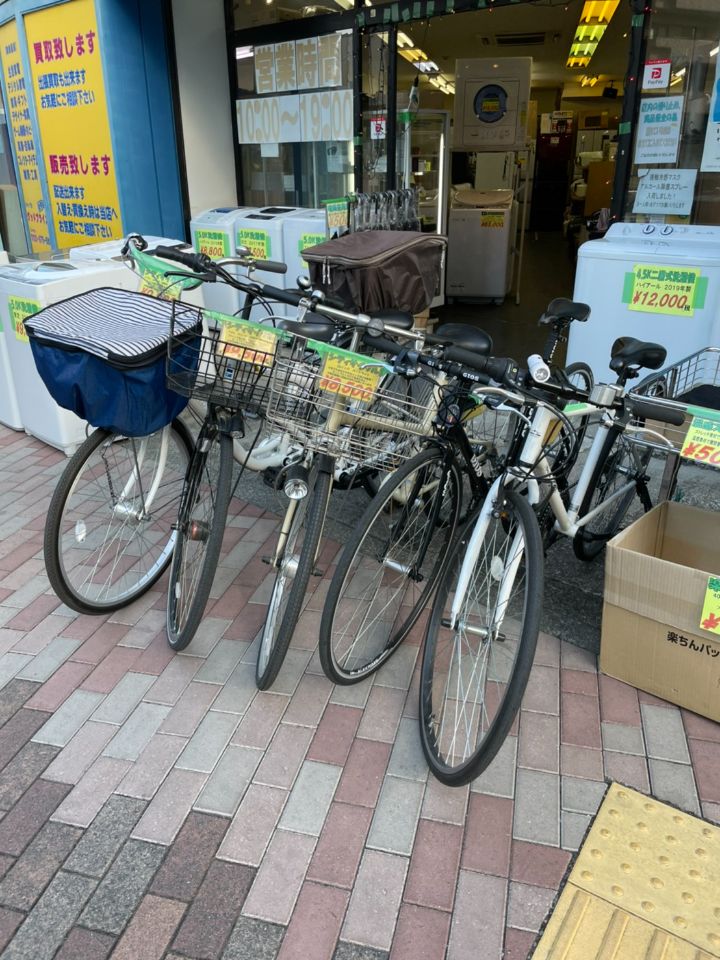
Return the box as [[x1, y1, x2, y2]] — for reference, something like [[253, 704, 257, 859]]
[[24, 0, 122, 249]]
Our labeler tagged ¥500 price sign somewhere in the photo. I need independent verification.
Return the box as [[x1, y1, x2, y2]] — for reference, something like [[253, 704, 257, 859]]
[[681, 413, 720, 467]]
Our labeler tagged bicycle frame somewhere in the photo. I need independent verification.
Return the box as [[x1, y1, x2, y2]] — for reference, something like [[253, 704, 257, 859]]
[[447, 391, 671, 631]]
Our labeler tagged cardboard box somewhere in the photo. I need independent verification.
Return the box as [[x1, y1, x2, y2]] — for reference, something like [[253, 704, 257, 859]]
[[601, 501, 720, 722]]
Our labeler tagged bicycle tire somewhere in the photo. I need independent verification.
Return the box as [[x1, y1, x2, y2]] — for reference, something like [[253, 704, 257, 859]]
[[166, 424, 233, 650], [319, 445, 462, 684], [256, 466, 332, 690], [573, 426, 652, 562], [44, 420, 193, 614], [420, 488, 543, 786]]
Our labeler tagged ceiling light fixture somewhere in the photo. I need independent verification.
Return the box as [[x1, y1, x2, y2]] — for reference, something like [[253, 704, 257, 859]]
[[566, 0, 620, 69], [711, 45, 719, 57]]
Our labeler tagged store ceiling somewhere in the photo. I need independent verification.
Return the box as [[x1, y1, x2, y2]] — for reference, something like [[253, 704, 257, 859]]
[[237, 0, 632, 91], [394, 0, 632, 90]]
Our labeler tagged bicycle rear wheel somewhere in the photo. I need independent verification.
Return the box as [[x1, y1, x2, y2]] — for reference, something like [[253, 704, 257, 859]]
[[573, 427, 652, 561], [167, 422, 233, 650], [420, 488, 543, 786], [320, 446, 462, 684], [44, 421, 193, 614], [256, 464, 332, 690]]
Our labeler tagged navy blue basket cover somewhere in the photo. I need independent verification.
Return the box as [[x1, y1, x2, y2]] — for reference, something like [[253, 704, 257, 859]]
[[25, 287, 202, 437]]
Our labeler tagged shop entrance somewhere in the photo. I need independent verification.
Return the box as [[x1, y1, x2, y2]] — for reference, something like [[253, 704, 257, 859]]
[[360, 0, 631, 360]]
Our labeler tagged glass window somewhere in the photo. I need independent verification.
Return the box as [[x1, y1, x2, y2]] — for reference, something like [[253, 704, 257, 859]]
[[235, 31, 354, 207], [622, 0, 720, 225]]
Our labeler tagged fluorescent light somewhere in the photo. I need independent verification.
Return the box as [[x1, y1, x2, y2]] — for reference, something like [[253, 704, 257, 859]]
[[711, 45, 719, 57], [236, 46, 254, 60], [567, 0, 620, 68], [397, 31, 414, 48], [416, 61, 439, 74]]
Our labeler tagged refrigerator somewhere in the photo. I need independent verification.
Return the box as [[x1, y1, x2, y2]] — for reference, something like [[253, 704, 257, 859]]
[[531, 113, 574, 231]]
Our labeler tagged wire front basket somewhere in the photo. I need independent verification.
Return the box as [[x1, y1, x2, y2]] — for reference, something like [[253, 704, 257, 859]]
[[265, 337, 437, 470], [166, 304, 288, 415], [630, 347, 720, 455]]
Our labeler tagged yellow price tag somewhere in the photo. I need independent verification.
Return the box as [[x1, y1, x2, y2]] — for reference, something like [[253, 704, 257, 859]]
[[8, 295, 40, 343], [138, 270, 179, 301], [237, 229, 270, 260], [628, 263, 701, 317], [681, 415, 720, 467], [319, 354, 381, 403], [220, 323, 278, 367], [700, 576, 720, 635]]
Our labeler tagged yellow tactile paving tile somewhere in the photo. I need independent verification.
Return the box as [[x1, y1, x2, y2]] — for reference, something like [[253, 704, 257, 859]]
[[532, 783, 720, 959]]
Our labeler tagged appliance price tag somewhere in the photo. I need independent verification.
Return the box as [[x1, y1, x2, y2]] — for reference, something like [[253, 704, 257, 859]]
[[626, 263, 705, 317], [138, 270, 179, 301], [700, 576, 720, 635], [681, 413, 720, 467], [8, 295, 40, 343], [319, 354, 381, 402], [220, 323, 279, 367]]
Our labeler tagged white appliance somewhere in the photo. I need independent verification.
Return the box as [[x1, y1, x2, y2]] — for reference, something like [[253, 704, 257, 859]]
[[282, 208, 327, 289], [446, 189, 518, 303], [190, 207, 254, 316], [453, 58, 531, 152], [567, 223, 720, 381], [234, 206, 303, 319], [69, 236, 205, 308], [0, 259, 137, 454], [0, 251, 19, 430], [474, 151, 516, 191]]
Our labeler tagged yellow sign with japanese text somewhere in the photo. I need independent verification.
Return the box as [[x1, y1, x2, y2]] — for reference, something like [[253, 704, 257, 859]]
[[627, 263, 703, 317], [320, 354, 381, 403], [24, 0, 122, 249], [700, 576, 720, 635], [0, 19, 51, 252], [681, 413, 720, 468], [220, 322, 279, 367], [9, 295, 40, 342]]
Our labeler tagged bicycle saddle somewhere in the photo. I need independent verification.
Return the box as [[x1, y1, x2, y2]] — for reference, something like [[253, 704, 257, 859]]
[[367, 308, 414, 330], [280, 318, 336, 342], [609, 337, 666, 373], [435, 323, 493, 356], [539, 298, 590, 324]]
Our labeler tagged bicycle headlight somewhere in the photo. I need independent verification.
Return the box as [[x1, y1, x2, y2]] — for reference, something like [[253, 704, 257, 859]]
[[283, 463, 309, 500]]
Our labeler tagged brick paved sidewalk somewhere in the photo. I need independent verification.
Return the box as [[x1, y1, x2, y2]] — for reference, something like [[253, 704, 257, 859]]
[[0, 425, 718, 960]]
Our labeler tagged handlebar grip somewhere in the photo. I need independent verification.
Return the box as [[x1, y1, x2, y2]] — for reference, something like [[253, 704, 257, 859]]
[[443, 346, 511, 382], [320, 292, 346, 310], [153, 245, 210, 273], [259, 284, 305, 307], [362, 333, 402, 356], [254, 259, 287, 275], [627, 397, 686, 426]]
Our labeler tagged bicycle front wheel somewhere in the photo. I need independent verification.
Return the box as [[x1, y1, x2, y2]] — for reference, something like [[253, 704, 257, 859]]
[[420, 488, 543, 786], [167, 423, 233, 650], [320, 446, 462, 684], [573, 427, 652, 561], [256, 465, 332, 690], [44, 421, 193, 614]]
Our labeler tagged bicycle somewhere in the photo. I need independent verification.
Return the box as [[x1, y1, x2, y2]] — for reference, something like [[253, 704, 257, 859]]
[[41, 236, 296, 615], [417, 335, 684, 785], [318, 298, 594, 686]]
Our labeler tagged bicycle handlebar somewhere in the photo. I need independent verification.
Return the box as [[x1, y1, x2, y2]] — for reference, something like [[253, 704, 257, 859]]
[[154, 245, 211, 274]]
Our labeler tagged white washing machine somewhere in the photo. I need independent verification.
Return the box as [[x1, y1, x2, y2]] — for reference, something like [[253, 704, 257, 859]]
[[0, 259, 138, 454], [282, 208, 328, 289], [69, 236, 205, 308], [446, 189, 517, 303], [234, 206, 304, 319], [190, 207, 254, 316], [0, 249, 21, 430], [567, 223, 720, 381]]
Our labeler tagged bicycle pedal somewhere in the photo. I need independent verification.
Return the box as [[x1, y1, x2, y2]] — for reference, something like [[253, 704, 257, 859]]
[[311, 568, 323, 577]]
